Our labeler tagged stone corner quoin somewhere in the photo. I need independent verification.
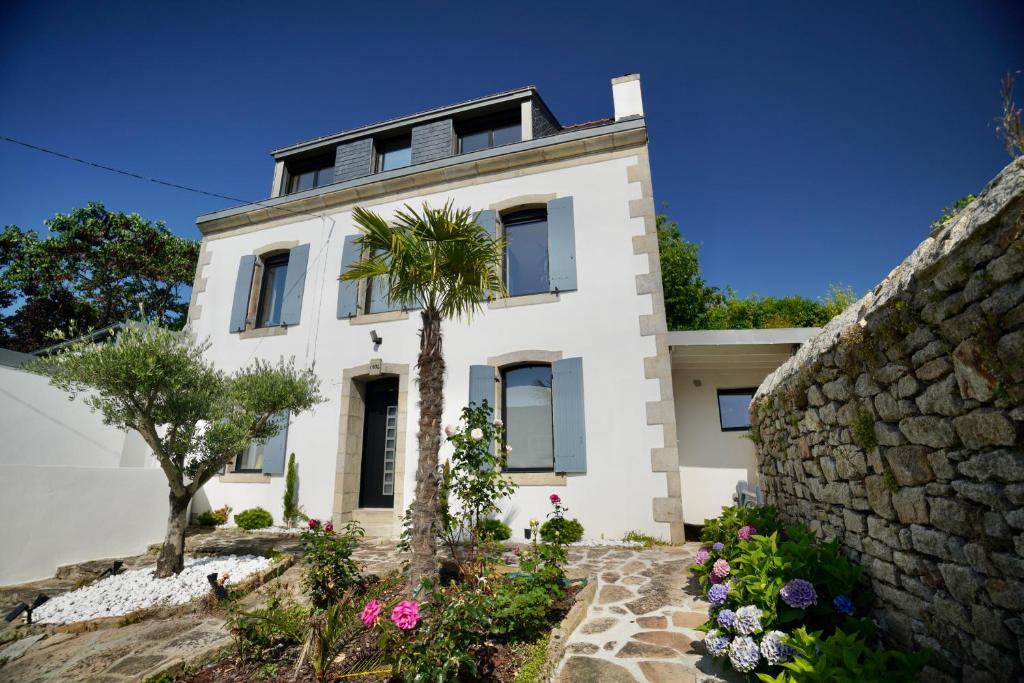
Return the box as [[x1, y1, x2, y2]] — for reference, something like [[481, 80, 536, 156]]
[[750, 157, 1024, 683]]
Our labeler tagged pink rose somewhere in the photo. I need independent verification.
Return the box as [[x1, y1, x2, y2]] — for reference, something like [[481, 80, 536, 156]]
[[390, 600, 420, 630], [308, 518, 319, 529], [324, 522, 334, 533], [549, 494, 561, 505], [737, 525, 756, 540], [360, 599, 381, 627]]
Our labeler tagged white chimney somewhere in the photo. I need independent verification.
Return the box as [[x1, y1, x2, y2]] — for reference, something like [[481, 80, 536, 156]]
[[611, 73, 644, 120]]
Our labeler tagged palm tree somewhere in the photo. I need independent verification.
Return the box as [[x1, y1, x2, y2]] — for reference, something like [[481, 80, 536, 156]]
[[342, 201, 505, 588]]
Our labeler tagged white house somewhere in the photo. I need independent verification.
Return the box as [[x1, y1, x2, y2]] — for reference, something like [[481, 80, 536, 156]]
[[187, 75, 809, 543]]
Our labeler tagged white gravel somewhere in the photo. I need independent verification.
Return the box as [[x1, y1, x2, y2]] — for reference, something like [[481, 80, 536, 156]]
[[246, 526, 303, 535], [33, 555, 272, 624]]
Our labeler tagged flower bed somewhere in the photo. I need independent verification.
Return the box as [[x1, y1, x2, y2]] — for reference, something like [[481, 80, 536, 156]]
[[33, 555, 272, 624], [693, 506, 929, 681]]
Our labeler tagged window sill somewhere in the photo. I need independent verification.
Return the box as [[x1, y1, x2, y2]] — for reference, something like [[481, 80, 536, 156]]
[[239, 325, 288, 340], [503, 471, 567, 486], [348, 310, 410, 325], [219, 472, 271, 484], [488, 292, 559, 310]]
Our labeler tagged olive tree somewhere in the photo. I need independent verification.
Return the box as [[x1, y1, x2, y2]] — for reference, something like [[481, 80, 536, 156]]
[[32, 324, 321, 577]]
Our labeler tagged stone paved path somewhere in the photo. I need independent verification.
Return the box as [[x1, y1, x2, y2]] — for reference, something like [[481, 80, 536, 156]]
[[554, 543, 736, 683]]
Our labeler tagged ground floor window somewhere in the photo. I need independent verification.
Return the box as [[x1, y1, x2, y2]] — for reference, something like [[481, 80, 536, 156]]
[[717, 388, 757, 431], [502, 364, 554, 471], [235, 441, 265, 472]]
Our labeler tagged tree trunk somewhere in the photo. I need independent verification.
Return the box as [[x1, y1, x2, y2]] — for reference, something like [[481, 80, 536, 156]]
[[408, 310, 445, 590], [154, 492, 191, 578]]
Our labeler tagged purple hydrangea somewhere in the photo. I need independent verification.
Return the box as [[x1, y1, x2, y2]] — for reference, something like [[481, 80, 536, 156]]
[[708, 571, 722, 585], [711, 558, 731, 580], [712, 542, 725, 551], [695, 546, 710, 565], [705, 629, 730, 657], [707, 583, 730, 606], [833, 594, 855, 616], [737, 525, 757, 540], [716, 609, 736, 629], [734, 605, 763, 635], [728, 635, 761, 672], [760, 630, 794, 665], [780, 579, 817, 609]]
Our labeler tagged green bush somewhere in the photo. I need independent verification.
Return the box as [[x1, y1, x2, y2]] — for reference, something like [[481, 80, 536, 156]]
[[757, 626, 929, 682], [477, 518, 512, 541], [539, 517, 583, 544], [490, 577, 557, 643], [234, 507, 274, 530], [194, 505, 232, 527]]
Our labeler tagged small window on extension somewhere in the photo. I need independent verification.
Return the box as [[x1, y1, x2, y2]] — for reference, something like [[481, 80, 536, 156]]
[[457, 111, 521, 154], [286, 154, 335, 194], [717, 388, 756, 431], [376, 135, 412, 172]]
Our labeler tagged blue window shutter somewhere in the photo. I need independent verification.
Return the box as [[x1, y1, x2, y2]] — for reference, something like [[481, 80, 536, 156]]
[[280, 244, 309, 326], [261, 411, 290, 475], [337, 235, 361, 318], [547, 197, 577, 293], [468, 365, 496, 464], [229, 255, 256, 333], [553, 357, 587, 473], [475, 210, 498, 240]]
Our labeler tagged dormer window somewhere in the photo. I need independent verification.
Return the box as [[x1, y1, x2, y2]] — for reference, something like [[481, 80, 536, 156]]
[[285, 155, 335, 194], [376, 135, 412, 172], [457, 111, 521, 154]]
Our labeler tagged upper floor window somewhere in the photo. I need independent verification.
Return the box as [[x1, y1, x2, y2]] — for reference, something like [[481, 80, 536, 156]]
[[502, 364, 554, 471], [256, 253, 289, 328], [376, 136, 412, 172], [718, 388, 756, 431], [503, 209, 549, 296], [286, 156, 335, 194], [457, 112, 521, 154]]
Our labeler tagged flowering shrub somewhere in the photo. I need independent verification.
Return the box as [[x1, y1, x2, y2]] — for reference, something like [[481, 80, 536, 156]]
[[695, 506, 927, 680], [539, 493, 584, 543], [299, 518, 364, 609]]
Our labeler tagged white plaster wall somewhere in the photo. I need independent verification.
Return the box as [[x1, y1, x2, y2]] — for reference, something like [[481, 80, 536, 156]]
[[673, 368, 769, 525], [0, 364, 133, 468], [0, 465, 168, 584], [193, 152, 668, 540]]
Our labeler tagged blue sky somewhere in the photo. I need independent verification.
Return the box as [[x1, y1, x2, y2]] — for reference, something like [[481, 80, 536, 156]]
[[1, 1, 1021, 300]]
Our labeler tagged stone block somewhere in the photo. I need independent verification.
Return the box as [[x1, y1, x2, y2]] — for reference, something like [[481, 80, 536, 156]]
[[912, 339, 947, 367], [951, 479, 1003, 508], [953, 410, 1016, 448], [864, 536, 894, 561], [911, 524, 954, 559], [875, 421, 906, 446], [896, 374, 920, 399], [843, 509, 866, 533], [997, 330, 1024, 382], [892, 487, 929, 524], [898, 415, 957, 448], [927, 451, 957, 480], [987, 245, 1024, 282], [971, 604, 1015, 648], [807, 385, 826, 407], [884, 445, 935, 486], [958, 449, 1024, 482], [929, 497, 981, 537], [822, 376, 852, 401], [952, 339, 1000, 401], [855, 372, 881, 396], [870, 557, 898, 584], [915, 374, 963, 416], [874, 391, 902, 422], [916, 357, 952, 382], [933, 594, 972, 632], [835, 446, 867, 480], [819, 456, 838, 482], [865, 475, 896, 520], [937, 563, 981, 604], [984, 578, 1024, 611]]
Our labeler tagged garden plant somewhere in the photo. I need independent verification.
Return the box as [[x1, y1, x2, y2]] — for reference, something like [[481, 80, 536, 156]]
[[693, 505, 929, 681]]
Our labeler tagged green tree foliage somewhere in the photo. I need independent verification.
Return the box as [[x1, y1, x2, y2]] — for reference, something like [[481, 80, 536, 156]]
[[283, 452, 304, 527], [32, 323, 321, 576], [657, 214, 856, 330], [0, 202, 199, 351]]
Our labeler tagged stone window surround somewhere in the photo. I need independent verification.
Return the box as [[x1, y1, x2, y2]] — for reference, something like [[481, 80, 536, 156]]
[[238, 240, 300, 339], [484, 349, 567, 486], [332, 362, 411, 534]]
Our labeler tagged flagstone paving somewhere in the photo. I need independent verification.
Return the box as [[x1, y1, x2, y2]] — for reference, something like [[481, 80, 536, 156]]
[[0, 532, 731, 682], [554, 543, 738, 683]]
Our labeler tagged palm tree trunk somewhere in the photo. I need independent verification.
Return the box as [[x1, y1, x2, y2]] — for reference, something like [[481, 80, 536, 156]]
[[408, 309, 445, 590], [154, 491, 191, 578]]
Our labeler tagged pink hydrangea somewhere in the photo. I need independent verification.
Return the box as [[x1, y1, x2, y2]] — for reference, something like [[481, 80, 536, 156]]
[[737, 525, 757, 540], [360, 599, 381, 627], [390, 600, 420, 630], [712, 558, 730, 580], [695, 546, 710, 565]]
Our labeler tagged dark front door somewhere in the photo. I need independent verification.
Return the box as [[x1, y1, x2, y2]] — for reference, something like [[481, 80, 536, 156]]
[[359, 378, 398, 508]]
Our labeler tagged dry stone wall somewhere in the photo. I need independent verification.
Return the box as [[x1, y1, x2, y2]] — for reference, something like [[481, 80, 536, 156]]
[[751, 159, 1024, 682]]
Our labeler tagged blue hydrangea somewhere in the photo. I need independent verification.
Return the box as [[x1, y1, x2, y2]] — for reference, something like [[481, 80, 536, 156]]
[[734, 605, 763, 635], [705, 629, 730, 657], [729, 635, 761, 672], [780, 579, 817, 609], [833, 594, 855, 616], [712, 542, 725, 551], [707, 583, 729, 606], [760, 630, 794, 665], [716, 608, 736, 629]]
